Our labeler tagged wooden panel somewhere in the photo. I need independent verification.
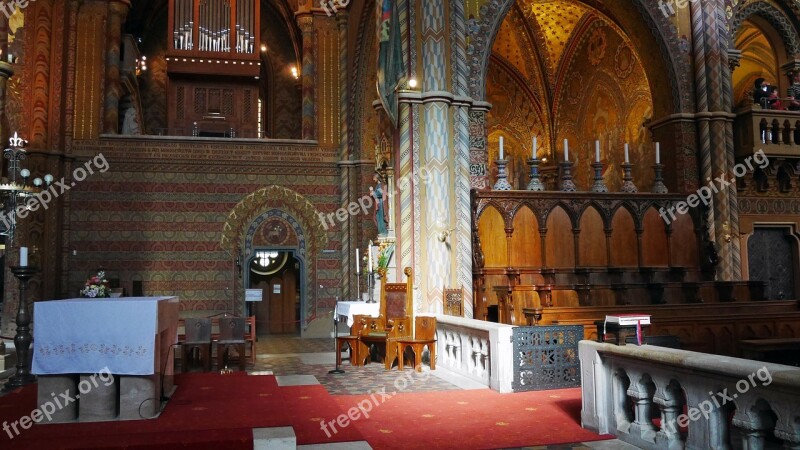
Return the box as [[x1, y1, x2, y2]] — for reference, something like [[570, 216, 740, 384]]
[[578, 206, 606, 267], [546, 207, 575, 268], [610, 208, 637, 267], [478, 206, 507, 267], [641, 207, 669, 267], [510, 206, 541, 267], [671, 213, 700, 268]]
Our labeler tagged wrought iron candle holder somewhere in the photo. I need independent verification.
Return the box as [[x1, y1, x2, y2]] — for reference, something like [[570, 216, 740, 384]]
[[652, 163, 668, 194], [621, 162, 638, 193], [493, 159, 513, 191], [559, 161, 577, 192], [590, 161, 608, 193], [526, 158, 545, 191], [4, 266, 38, 392]]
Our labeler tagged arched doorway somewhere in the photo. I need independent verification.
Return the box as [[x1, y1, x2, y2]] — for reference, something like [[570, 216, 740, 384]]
[[248, 250, 301, 335]]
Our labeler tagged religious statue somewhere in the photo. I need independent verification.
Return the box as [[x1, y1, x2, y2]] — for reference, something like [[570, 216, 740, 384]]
[[370, 172, 389, 237]]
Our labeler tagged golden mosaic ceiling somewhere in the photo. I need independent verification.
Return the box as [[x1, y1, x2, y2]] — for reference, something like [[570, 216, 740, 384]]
[[520, 0, 591, 72]]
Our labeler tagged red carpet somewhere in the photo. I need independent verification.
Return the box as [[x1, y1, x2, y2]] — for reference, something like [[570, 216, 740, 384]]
[[0, 372, 362, 449], [331, 388, 612, 450], [0, 374, 610, 449]]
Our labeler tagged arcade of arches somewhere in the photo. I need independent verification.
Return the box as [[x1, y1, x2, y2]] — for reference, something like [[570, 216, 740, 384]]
[[1, 0, 799, 351]]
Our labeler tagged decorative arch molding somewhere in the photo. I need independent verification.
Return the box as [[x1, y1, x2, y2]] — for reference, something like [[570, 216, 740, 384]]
[[221, 185, 327, 254], [731, 0, 800, 57], [468, 0, 693, 113], [221, 185, 328, 323]]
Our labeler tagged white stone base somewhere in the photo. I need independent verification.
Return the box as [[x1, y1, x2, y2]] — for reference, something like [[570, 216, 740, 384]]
[[253, 427, 296, 450]]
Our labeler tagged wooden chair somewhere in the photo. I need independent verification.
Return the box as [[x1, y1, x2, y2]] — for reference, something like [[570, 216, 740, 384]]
[[181, 318, 212, 372], [381, 267, 414, 327], [358, 316, 411, 369], [336, 314, 369, 366], [443, 287, 464, 316], [216, 316, 247, 371], [397, 316, 437, 372]]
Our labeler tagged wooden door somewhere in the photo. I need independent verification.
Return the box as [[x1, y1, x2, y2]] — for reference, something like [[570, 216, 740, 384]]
[[748, 228, 797, 300], [267, 270, 298, 334]]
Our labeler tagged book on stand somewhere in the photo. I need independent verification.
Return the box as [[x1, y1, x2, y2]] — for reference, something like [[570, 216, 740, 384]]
[[603, 314, 651, 345]]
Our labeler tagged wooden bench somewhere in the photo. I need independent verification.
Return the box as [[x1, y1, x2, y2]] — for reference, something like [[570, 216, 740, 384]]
[[178, 316, 256, 366], [739, 338, 800, 366]]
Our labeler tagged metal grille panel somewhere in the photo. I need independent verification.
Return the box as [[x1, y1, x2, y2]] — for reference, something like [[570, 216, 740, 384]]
[[512, 325, 583, 391]]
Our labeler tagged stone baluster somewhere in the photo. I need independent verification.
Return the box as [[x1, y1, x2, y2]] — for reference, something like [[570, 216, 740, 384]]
[[653, 381, 686, 447], [627, 377, 658, 441]]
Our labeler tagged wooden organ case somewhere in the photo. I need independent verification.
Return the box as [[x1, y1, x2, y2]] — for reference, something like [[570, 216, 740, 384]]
[[167, 0, 261, 137]]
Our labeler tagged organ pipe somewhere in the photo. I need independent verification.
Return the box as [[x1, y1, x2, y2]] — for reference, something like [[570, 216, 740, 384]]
[[171, 0, 255, 54]]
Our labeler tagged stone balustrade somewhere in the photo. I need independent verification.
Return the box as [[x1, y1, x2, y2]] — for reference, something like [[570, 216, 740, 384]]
[[580, 340, 800, 449], [432, 314, 514, 393], [735, 105, 800, 158]]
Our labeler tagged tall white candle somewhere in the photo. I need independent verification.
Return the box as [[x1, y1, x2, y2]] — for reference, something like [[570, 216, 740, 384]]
[[532, 136, 538, 160], [564, 139, 569, 161], [368, 242, 373, 271], [499, 136, 504, 160], [20, 247, 28, 267], [624, 143, 630, 163], [656, 142, 660, 164], [595, 140, 600, 162], [356, 248, 360, 274]]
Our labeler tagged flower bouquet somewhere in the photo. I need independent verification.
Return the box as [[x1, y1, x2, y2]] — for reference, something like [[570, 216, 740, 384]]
[[80, 271, 110, 298]]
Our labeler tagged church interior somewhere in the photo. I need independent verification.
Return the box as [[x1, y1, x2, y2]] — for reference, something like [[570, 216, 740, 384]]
[[0, 0, 799, 448]]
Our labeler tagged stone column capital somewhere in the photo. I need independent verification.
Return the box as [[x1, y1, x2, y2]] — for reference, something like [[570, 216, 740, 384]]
[[297, 14, 314, 32]]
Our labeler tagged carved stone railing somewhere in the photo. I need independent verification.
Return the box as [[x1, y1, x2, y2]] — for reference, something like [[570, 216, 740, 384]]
[[433, 314, 514, 393], [735, 105, 800, 158], [580, 340, 800, 449]]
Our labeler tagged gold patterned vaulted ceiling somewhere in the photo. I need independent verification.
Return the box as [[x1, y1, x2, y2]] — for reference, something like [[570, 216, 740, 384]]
[[487, 0, 654, 192]]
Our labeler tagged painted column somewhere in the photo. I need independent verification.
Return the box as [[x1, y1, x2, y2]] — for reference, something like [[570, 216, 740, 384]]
[[337, 11, 351, 299], [690, 0, 737, 280], [298, 14, 316, 140], [102, 0, 130, 135], [469, 103, 491, 192]]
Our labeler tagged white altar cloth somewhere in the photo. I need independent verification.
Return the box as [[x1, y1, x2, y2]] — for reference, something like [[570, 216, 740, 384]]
[[335, 301, 380, 327], [32, 296, 178, 376]]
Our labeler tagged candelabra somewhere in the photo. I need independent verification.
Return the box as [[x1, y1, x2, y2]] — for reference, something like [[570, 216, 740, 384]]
[[3, 265, 38, 391], [493, 159, 513, 191], [621, 162, 638, 193], [652, 163, 668, 194], [526, 158, 545, 191], [559, 161, 577, 192], [0, 132, 54, 243], [591, 161, 609, 193]]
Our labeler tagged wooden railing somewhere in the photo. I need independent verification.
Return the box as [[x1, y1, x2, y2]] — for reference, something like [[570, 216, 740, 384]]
[[735, 105, 800, 158]]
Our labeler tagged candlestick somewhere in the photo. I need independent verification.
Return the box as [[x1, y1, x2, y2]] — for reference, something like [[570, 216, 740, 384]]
[[499, 136, 504, 160], [493, 158, 513, 191], [591, 161, 608, 193], [3, 266, 38, 392], [20, 247, 27, 267], [595, 140, 600, 163], [656, 142, 660, 164], [532, 136, 537, 160], [355, 248, 360, 274], [559, 161, 577, 192], [564, 139, 569, 161], [621, 162, 638, 193], [624, 143, 630, 163], [527, 158, 545, 191], [652, 163, 668, 193]]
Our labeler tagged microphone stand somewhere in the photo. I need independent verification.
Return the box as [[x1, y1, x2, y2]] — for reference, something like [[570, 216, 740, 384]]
[[328, 295, 345, 374]]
